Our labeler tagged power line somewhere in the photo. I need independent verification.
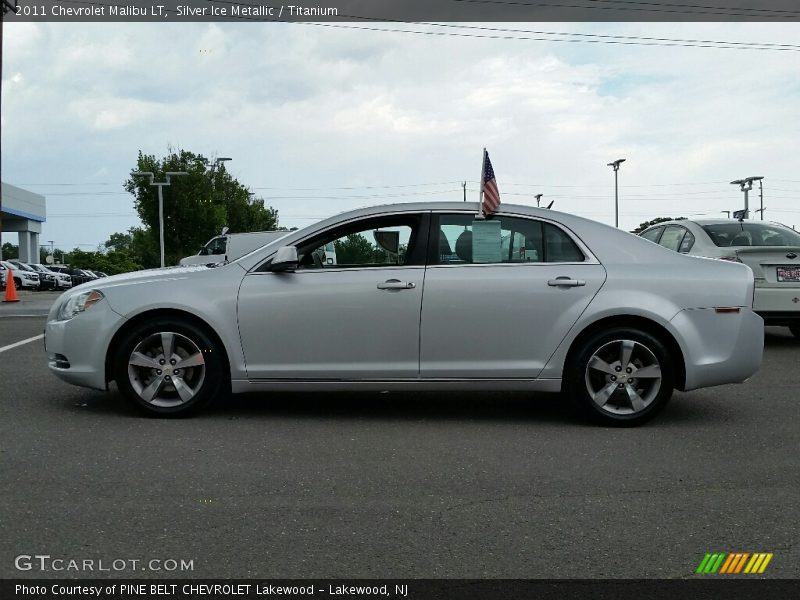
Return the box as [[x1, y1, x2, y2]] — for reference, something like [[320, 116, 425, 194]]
[[274, 20, 800, 52], [207, 0, 800, 48], [446, 0, 800, 19], [51, 0, 800, 52]]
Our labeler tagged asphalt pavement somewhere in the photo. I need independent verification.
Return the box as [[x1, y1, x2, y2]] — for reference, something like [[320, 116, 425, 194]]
[[0, 296, 798, 579]]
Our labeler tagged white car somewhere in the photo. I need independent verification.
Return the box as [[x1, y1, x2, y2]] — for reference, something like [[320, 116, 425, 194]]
[[0, 260, 40, 290], [30, 263, 73, 290], [45, 202, 763, 425], [639, 219, 800, 338]]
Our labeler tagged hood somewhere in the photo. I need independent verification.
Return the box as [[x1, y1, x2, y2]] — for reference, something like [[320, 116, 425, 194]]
[[68, 263, 241, 293]]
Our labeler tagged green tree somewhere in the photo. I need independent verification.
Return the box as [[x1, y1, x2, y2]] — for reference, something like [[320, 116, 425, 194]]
[[124, 148, 279, 267], [334, 234, 377, 265], [2, 243, 18, 259], [631, 216, 686, 234]]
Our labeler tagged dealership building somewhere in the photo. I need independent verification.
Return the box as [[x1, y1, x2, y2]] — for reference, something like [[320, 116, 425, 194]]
[[0, 182, 46, 263]]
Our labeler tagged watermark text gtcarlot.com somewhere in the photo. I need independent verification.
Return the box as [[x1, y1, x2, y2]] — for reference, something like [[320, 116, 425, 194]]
[[14, 554, 194, 572]]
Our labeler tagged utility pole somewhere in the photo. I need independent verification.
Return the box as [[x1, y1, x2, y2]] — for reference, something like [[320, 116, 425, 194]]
[[607, 158, 626, 228], [462, 181, 467, 202], [730, 176, 763, 220], [759, 179, 764, 220], [535, 193, 543, 208], [132, 171, 188, 268]]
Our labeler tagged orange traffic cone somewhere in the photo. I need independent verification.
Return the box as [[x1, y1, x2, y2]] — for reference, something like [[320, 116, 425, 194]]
[[3, 268, 20, 303]]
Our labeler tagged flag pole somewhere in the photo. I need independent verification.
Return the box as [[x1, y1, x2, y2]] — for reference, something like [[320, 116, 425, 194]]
[[477, 147, 486, 219]]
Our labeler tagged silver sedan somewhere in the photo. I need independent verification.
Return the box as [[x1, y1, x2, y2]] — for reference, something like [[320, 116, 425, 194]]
[[45, 202, 763, 425], [639, 218, 800, 338]]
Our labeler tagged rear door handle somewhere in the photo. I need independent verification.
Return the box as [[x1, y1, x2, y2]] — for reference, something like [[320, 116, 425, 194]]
[[547, 277, 586, 287], [377, 279, 416, 290]]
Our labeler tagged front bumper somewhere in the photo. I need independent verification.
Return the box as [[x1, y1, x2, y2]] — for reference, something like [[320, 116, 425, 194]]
[[45, 299, 125, 391], [669, 307, 764, 391], [17, 278, 39, 289]]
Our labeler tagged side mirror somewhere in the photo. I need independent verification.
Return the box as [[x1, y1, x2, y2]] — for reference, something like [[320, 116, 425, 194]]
[[271, 246, 299, 272]]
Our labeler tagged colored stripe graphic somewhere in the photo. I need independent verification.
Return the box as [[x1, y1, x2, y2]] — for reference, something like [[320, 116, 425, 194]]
[[720, 554, 736, 573], [698, 552, 773, 574]]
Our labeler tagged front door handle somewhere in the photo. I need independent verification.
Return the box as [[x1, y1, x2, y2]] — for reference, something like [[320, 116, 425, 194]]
[[547, 277, 586, 287], [377, 279, 416, 290]]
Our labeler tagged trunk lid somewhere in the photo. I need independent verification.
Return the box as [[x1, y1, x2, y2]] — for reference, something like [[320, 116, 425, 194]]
[[733, 246, 800, 286]]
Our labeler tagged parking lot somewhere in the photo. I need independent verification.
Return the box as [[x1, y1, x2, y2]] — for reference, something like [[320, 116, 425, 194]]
[[1, 292, 798, 579]]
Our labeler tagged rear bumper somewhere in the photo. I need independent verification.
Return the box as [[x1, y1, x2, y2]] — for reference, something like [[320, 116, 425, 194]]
[[669, 308, 764, 391], [753, 287, 800, 315]]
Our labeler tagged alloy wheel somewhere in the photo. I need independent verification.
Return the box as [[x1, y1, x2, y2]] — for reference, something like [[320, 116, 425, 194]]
[[127, 331, 206, 408], [584, 339, 662, 415]]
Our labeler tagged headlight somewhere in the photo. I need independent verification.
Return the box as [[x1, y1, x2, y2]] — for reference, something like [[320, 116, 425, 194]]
[[57, 290, 104, 321]]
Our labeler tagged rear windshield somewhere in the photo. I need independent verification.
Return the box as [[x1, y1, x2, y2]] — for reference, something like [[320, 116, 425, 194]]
[[701, 222, 800, 247]]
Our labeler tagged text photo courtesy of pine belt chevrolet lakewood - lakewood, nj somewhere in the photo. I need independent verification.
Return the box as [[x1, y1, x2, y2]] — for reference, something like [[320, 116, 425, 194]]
[[43, 150, 764, 426]]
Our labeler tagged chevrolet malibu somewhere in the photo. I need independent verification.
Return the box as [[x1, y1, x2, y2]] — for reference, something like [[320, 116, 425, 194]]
[[45, 203, 763, 425]]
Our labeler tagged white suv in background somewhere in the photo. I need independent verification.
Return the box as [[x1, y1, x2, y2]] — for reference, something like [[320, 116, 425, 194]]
[[30, 263, 73, 290], [0, 260, 40, 290]]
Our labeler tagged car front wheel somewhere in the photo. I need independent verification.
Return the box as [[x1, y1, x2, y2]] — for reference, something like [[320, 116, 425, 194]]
[[113, 318, 226, 417], [565, 327, 675, 426]]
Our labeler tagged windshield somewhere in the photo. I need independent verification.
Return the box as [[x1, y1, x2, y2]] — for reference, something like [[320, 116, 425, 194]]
[[702, 222, 800, 248]]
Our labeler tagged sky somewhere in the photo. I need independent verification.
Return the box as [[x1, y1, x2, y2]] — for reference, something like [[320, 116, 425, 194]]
[[2, 21, 800, 252]]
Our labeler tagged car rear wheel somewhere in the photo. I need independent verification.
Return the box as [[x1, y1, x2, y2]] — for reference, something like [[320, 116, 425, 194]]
[[565, 327, 675, 426], [789, 325, 800, 340], [113, 318, 226, 417]]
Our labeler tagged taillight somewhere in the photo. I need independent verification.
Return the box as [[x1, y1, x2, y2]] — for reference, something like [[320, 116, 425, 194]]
[[714, 307, 741, 314], [718, 256, 742, 263]]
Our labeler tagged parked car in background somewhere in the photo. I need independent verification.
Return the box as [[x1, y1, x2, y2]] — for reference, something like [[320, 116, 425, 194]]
[[639, 219, 800, 338], [48, 265, 96, 287], [10, 260, 56, 290], [0, 260, 40, 290], [179, 230, 290, 266], [46, 202, 763, 425], [29, 263, 73, 290]]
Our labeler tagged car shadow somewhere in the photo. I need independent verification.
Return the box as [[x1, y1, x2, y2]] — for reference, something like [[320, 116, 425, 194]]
[[63, 383, 719, 428], [764, 326, 800, 346]]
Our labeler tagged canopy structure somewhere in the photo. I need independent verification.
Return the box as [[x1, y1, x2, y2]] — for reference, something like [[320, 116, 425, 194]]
[[1, 182, 46, 262]]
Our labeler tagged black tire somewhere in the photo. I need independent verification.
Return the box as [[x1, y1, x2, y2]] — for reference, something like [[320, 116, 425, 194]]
[[564, 327, 675, 427], [113, 317, 227, 417], [789, 325, 800, 340], [13, 278, 22, 290]]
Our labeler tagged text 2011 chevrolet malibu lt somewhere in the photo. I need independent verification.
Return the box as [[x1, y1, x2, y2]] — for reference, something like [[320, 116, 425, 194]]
[[45, 203, 763, 425]]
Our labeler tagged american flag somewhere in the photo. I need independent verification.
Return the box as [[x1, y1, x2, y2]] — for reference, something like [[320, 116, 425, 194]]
[[482, 150, 500, 215]]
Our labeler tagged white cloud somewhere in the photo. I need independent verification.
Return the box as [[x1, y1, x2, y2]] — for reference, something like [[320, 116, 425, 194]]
[[1, 21, 800, 249]]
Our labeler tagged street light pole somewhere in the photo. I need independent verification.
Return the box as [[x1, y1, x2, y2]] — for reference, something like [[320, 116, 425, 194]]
[[607, 158, 626, 228], [535, 193, 543, 208], [730, 176, 763, 220], [132, 171, 189, 268]]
